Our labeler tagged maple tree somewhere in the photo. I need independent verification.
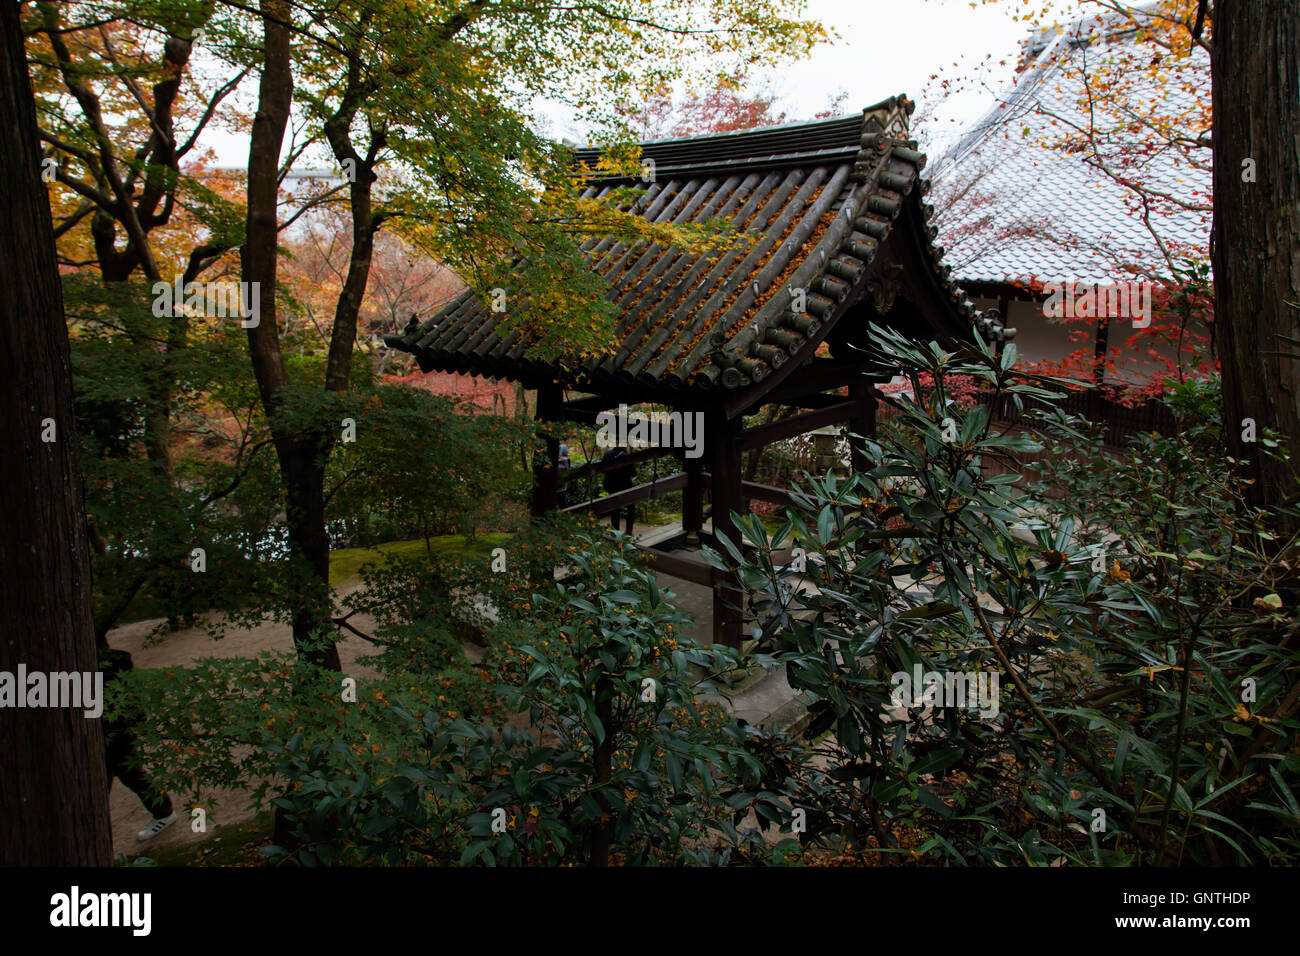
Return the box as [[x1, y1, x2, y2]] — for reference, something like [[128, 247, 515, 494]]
[[230, 0, 830, 668], [280, 203, 464, 376], [26, 1, 250, 478], [24, 2, 292, 645], [620, 69, 850, 141], [22, 0, 829, 667], [620, 71, 791, 140]]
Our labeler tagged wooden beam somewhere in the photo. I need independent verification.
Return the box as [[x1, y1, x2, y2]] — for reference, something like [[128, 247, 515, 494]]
[[738, 400, 862, 452], [740, 479, 795, 506], [562, 471, 688, 517], [639, 547, 714, 587], [565, 443, 679, 485], [888, 191, 984, 344], [558, 389, 718, 422], [535, 382, 564, 422], [558, 393, 622, 424], [741, 362, 868, 413], [643, 529, 690, 552], [767, 391, 850, 410]]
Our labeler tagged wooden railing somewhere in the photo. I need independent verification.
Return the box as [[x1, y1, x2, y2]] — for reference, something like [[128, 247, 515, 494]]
[[878, 387, 1178, 450]]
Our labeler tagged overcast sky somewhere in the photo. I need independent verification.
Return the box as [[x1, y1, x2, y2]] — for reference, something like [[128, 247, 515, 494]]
[[202, 0, 1067, 169], [767, 0, 1035, 147]]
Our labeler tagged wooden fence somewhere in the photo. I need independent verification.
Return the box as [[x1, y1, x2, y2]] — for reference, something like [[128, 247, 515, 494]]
[[877, 387, 1177, 450]]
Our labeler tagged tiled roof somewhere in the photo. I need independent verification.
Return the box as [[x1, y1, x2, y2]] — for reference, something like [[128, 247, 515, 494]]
[[386, 96, 992, 396], [929, 12, 1211, 288]]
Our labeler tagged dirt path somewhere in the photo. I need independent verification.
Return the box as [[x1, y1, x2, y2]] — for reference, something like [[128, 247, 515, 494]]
[[105, 578, 381, 860], [105, 523, 688, 860]]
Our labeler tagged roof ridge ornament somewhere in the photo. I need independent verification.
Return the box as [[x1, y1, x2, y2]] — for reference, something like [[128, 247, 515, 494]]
[[852, 93, 916, 183]]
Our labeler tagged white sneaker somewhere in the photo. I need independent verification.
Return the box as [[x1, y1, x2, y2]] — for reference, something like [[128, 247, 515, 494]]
[[136, 812, 177, 842]]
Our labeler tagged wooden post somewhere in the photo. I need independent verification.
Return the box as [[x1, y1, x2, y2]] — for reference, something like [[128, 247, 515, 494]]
[[1088, 314, 1110, 424], [531, 383, 562, 517], [709, 412, 743, 648], [848, 379, 876, 475], [683, 454, 704, 545]]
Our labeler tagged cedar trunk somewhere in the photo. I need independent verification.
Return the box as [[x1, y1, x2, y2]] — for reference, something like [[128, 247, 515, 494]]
[[0, 0, 112, 864], [1213, 2, 1300, 526]]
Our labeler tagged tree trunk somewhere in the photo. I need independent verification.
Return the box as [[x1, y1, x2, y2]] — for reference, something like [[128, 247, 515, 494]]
[[0, 0, 112, 864], [242, 0, 340, 670], [1213, 2, 1300, 529], [321, 27, 381, 398], [282, 444, 340, 669]]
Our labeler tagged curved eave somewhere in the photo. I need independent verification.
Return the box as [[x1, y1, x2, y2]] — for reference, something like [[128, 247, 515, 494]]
[[383, 102, 998, 408]]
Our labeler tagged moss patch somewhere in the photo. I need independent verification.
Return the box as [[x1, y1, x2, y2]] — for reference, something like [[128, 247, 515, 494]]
[[125, 811, 276, 867], [329, 533, 511, 586]]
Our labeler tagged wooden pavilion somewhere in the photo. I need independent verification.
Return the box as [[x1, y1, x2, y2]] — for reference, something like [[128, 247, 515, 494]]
[[384, 94, 1011, 646]]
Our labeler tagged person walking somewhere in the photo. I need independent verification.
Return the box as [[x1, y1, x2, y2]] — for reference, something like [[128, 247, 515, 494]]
[[100, 647, 177, 842], [557, 443, 571, 508], [602, 446, 638, 535]]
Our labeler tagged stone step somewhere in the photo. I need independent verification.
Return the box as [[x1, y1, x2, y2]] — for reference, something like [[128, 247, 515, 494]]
[[699, 661, 809, 735]]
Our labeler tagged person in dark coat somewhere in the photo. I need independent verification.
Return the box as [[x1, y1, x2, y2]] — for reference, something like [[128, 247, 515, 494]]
[[100, 647, 176, 841], [556, 443, 571, 508], [602, 446, 637, 534]]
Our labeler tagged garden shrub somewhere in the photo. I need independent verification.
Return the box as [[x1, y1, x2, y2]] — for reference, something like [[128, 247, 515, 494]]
[[711, 324, 1300, 865]]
